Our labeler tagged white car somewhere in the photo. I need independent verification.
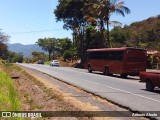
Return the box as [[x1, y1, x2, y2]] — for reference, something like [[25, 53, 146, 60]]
[[50, 60, 60, 67]]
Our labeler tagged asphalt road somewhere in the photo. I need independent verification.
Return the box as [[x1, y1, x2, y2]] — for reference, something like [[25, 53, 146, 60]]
[[19, 64, 160, 112]]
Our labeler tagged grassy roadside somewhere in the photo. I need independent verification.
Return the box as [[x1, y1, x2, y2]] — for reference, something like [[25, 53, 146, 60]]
[[0, 72, 20, 111], [0, 60, 21, 120]]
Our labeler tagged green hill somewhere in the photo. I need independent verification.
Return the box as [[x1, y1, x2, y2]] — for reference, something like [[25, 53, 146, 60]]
[[110, 15, 160, 50]]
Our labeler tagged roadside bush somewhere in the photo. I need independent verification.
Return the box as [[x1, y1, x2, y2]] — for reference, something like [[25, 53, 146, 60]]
[[63, 50, 72, 61], [147, 55, 160, 69]]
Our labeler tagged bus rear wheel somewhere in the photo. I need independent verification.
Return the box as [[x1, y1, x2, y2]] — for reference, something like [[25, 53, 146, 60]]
[[88, 66, 92, 73], [104, 67, 110, 76], [120, 74, 128, 78], [146, 80, 154, 92]]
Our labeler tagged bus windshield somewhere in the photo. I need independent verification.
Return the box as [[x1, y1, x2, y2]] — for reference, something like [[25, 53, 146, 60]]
[[127, 50, 146, 62]]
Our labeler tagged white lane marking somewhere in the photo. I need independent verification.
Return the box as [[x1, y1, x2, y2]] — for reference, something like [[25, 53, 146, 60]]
[[83, 79, 160, 103]]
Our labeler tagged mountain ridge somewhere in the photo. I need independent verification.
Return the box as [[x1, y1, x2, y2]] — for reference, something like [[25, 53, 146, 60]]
[[7, 43, 46, 57]]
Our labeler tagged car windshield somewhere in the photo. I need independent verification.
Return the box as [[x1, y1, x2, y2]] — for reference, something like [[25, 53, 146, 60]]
[[53, 60, 58, 62]]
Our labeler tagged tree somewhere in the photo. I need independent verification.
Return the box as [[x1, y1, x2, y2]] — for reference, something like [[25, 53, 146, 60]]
[[7, 51, 23, 63], [85, 25, 100, 49], [83, 0, 106, 48], [36, 38, 57, 60], [84, 0, 130, 47], [54, 0, 86, 46], [63, 48, 77, 62], [12, 52, 23, 63], [63, 50, 72, 61], [105, 0, 130, 47], [54, 0, 87, 63], [0, 30, 9, 57], [57, 38, 72, 55], [32, 51, 47, 62], [110, 26, 129, 47]]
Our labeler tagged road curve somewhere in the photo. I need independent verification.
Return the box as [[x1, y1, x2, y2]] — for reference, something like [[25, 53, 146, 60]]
[[19, 64, 160, 112]]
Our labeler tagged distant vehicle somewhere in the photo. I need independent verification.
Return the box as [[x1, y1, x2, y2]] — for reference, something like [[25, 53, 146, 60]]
[[38, 60, 44, 64], [50, 60, 59, 67], [140, 72, 160, 91], [84, 47, 147, 78]]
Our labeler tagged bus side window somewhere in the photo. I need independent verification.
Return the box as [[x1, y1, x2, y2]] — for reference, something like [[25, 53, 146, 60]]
[[110, 51, 124, 60], [100, 51, 105, 59], [115, 51, 124, 60], [104, 51, 110, 60], [89, 52, 93, 59], [94, 52, 98, 59], [110, 51, 115, 60], [92, 52, 98, 59], [96, 51, 101, 59], [86, 52, 90, 60]]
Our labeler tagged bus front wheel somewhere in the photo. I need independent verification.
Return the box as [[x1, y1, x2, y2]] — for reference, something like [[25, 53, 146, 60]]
[[88, 66, 92, 73]]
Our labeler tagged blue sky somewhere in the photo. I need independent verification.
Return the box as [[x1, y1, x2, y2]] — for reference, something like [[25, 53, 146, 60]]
[[0, 0, 160, 45]]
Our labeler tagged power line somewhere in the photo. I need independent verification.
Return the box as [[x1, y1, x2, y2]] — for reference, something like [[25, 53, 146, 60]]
[[8, 29, 64, 34]]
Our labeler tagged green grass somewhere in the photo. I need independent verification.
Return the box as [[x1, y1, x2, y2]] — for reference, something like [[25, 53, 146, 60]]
[[0, 72, 20, 111], [44, 61, 50, 65]]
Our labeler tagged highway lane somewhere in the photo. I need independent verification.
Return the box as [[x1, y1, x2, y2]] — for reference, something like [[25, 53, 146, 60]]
[[19, 64, 160, 112]]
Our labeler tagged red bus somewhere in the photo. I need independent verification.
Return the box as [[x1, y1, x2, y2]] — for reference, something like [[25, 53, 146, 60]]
[[84, 47, 147, 78]]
